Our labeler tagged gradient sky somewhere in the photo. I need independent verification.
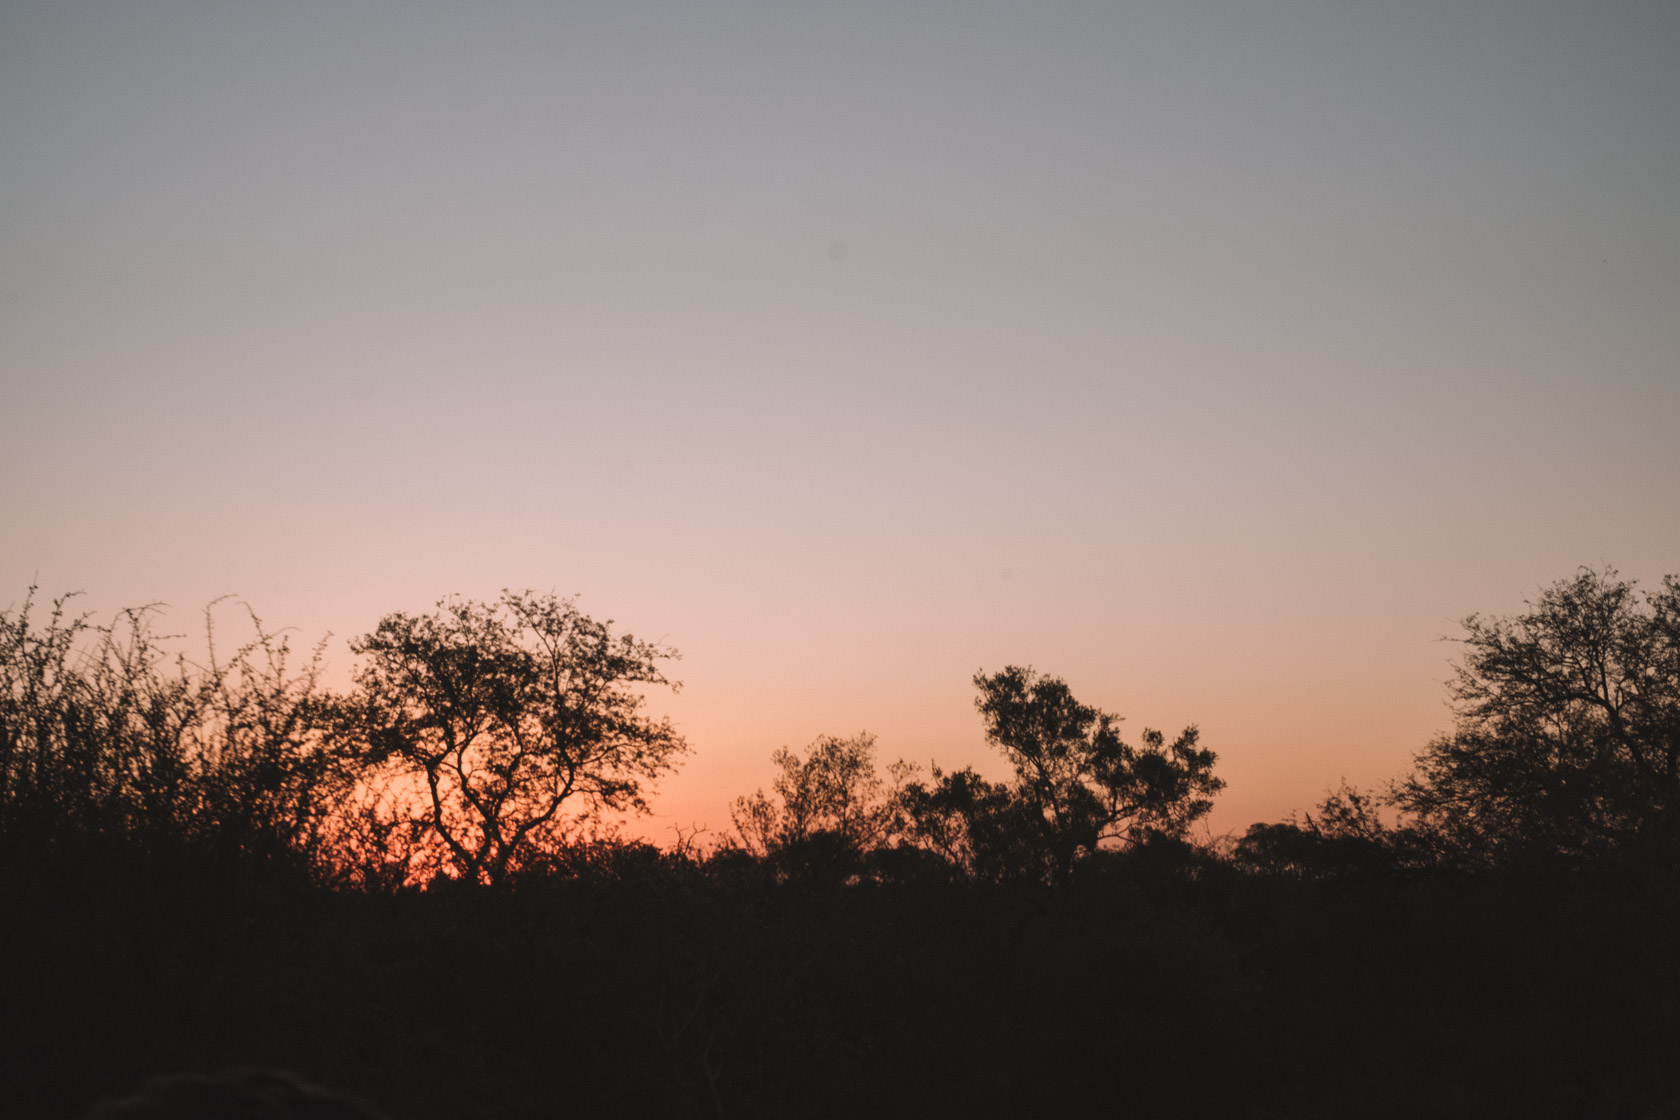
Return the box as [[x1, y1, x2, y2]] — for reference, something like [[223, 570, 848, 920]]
[[4, 0, 1678, 842]]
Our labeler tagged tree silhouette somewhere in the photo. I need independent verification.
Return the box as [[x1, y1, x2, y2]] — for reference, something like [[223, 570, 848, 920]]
[[1394, 567, 1680, 862], [729, 732, 910, 880], [346, 591, 686, 884], [901, 666, 1223, 883], [1234, 781, 1438, 878], [897, 762, 1047, 882]]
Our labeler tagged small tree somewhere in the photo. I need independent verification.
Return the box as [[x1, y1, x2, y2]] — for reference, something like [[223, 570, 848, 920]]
[[347, 591, 686, 884], [1394, 567, 1680, 863], [897, 763, 1045, 883], [900, 667, 1223, 883], [730, 733, 908, 878]]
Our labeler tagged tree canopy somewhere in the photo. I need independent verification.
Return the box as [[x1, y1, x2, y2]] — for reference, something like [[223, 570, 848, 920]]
[[729, 733, 903, 857], [1394, 567, 1680, 863], [346, 591, 686, 884], [900, 666, 1223, 883]]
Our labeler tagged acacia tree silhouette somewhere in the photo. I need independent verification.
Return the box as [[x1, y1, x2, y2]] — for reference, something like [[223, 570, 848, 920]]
[[346, 591, 687, 884], [1394, 567, 1680, 862]]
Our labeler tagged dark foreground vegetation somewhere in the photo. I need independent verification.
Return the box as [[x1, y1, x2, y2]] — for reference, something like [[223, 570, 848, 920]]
[[4, 569, 1680, 1118]]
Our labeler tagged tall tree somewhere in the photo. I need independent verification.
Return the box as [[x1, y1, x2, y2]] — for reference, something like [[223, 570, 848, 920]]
[[1394, 568, 1680, 862], [347, 592, 686, 884]]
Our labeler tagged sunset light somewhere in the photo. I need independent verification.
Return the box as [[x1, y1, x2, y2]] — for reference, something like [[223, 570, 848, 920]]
[[5, 2, 1678, 1116]]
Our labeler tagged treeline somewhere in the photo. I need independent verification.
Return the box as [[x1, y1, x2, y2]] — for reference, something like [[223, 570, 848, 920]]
[[0, 585, 1222, 889], [5, 569, 1680, 1118], [6, 568, 1680, 885], [0, 590, 687, 888]]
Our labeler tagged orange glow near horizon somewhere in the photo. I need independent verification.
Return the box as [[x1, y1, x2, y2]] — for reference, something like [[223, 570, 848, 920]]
[[1, 573, 1610, 851]]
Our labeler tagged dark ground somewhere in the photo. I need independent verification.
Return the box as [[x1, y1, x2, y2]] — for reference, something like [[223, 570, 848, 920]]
[[6, 842, 1679, 1120]]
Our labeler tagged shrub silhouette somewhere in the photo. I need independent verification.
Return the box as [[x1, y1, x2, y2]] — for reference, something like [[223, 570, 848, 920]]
[[0, 589, 350, 873], [1235, 782, 1441, 878]]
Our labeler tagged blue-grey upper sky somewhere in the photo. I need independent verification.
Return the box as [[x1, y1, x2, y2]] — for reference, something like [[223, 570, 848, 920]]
[[4, 0, 1678, 831]]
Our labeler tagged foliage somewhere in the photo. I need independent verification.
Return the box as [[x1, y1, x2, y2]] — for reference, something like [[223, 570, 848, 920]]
[[896, 762, 1047, 882], [12, 572, 1680, 1117], [900, 666, 1224, 883], [345, 591, 687, 884], [1393, 568, 1680, 863], [730, 734, 902, 852], [0, 588, 350, 871], [1235, 782, 1439, 878], [0, 589, 106, 839]]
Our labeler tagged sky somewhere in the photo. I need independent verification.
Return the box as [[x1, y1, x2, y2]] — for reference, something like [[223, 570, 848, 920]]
[[3, 0, 1678, 842]]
